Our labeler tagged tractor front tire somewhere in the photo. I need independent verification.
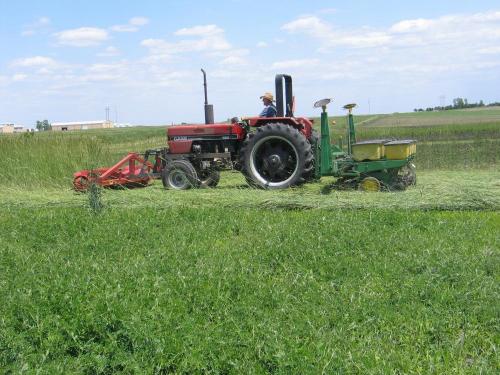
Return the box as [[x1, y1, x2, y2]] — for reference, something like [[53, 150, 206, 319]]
[[239, 123, 313, 189], [162, 160, 200, 190], [199, 169, 220, 188]]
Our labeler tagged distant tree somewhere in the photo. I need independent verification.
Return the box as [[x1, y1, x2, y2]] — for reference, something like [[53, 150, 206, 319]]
[[35, 119, 51, 131], [453, 98, 465, 109], [479, 100, 485, 107]]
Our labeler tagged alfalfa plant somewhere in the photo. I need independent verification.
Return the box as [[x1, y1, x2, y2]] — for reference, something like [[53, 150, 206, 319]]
[[86, 137, 105, 214], [88, 181, 104, 213]]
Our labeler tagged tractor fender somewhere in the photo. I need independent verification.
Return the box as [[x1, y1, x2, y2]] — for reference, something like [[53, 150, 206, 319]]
[[246, 117, 313, 140]]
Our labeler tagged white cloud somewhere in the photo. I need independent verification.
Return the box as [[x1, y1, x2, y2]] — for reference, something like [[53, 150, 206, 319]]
[[478, 46, 500, 54], [282, 16, 331, 38], [38, 17, 51, 25], [390, 18, 434, 33], [141, 24, 231, 60], [22, 17, 51, 36], [54, 27, 109, 47], [111, 24, 138, 32], [256, 41, 268, 48], [98, 46, 120, 57], [272, 9, 500, 90], [12, 74, 28, 81], [76, 61, 130, 83], [12, 56, 57, 67], [219, 56, 247, 66], [130, 17, 149, 26], [111, 17, 149, 33], [174, 24, 223, 36], [470, 10, 500, 22], [154, 71, 191, 87], [283, 16, 393, 48], [271, 59, 320, 70], [283, 10, 500, 50], [87, 63, 125, 73]]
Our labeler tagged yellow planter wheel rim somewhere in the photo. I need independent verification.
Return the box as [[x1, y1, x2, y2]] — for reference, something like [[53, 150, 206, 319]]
[[359, 177, 381, 192]]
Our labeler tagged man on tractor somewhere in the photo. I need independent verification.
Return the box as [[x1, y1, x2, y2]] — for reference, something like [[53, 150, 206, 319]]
[[259, 92, 277, 117]]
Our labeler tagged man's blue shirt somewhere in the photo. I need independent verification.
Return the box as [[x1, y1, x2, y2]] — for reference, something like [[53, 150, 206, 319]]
[[259, 104, 277, 117]]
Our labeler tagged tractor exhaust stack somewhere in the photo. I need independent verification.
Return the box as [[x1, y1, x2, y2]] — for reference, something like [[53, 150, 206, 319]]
[[201, 69, 214, 124], [275, 74, 294, 117]]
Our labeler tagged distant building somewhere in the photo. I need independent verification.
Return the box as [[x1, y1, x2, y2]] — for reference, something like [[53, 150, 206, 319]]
[[51, 120, 113, 132], [0, 124, 15, 134], [14, 126, 29, 133]]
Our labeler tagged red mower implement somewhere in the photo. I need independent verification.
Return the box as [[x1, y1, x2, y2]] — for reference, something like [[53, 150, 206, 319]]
[[73, 152, 155, 192]]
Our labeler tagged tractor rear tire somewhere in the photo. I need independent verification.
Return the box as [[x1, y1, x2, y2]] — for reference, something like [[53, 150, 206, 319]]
[[239, 123, 314, 189], [162, 160, 200, 190], [305, 129, 320, 182]]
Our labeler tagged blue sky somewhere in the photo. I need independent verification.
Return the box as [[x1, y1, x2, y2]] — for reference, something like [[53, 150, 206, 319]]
[[1, 0, 500, 127]]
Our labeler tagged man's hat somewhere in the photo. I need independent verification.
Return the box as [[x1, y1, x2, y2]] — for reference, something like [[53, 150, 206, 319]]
[[260, 92, 274, 102]]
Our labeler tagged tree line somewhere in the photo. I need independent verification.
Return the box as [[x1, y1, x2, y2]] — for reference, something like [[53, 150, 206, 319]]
[[35, 120, 51, 131], [414, 98, 500, 112]]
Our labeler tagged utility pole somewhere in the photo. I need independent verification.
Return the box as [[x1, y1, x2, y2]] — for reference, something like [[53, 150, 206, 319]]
[[439, 95, 446, 108], [105, 106, 110, 122]]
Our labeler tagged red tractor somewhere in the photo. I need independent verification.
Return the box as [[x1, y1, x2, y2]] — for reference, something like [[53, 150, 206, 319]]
[[74, 70, 416, 192], [160, 72, 316, 190]]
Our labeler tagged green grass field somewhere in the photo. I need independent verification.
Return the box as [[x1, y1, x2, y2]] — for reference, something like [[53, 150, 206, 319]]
[[0, 108, 499, 373]]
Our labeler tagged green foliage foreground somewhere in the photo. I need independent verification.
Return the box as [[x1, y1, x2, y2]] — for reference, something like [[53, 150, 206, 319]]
[[0, 207, 498, 373], [0, 110, 498, 373]]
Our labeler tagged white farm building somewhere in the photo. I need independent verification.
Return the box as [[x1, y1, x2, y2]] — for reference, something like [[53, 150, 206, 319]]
[[51, 120, 113, 131]]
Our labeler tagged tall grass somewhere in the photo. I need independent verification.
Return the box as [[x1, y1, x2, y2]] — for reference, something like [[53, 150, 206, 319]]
[[0, 119, 498, 188], [0, 128, 167, 188], [356, 122, 500, 142], [362, 107, 500, 127], [415, 139, 500, 169], [0, 133, 112, 188]]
